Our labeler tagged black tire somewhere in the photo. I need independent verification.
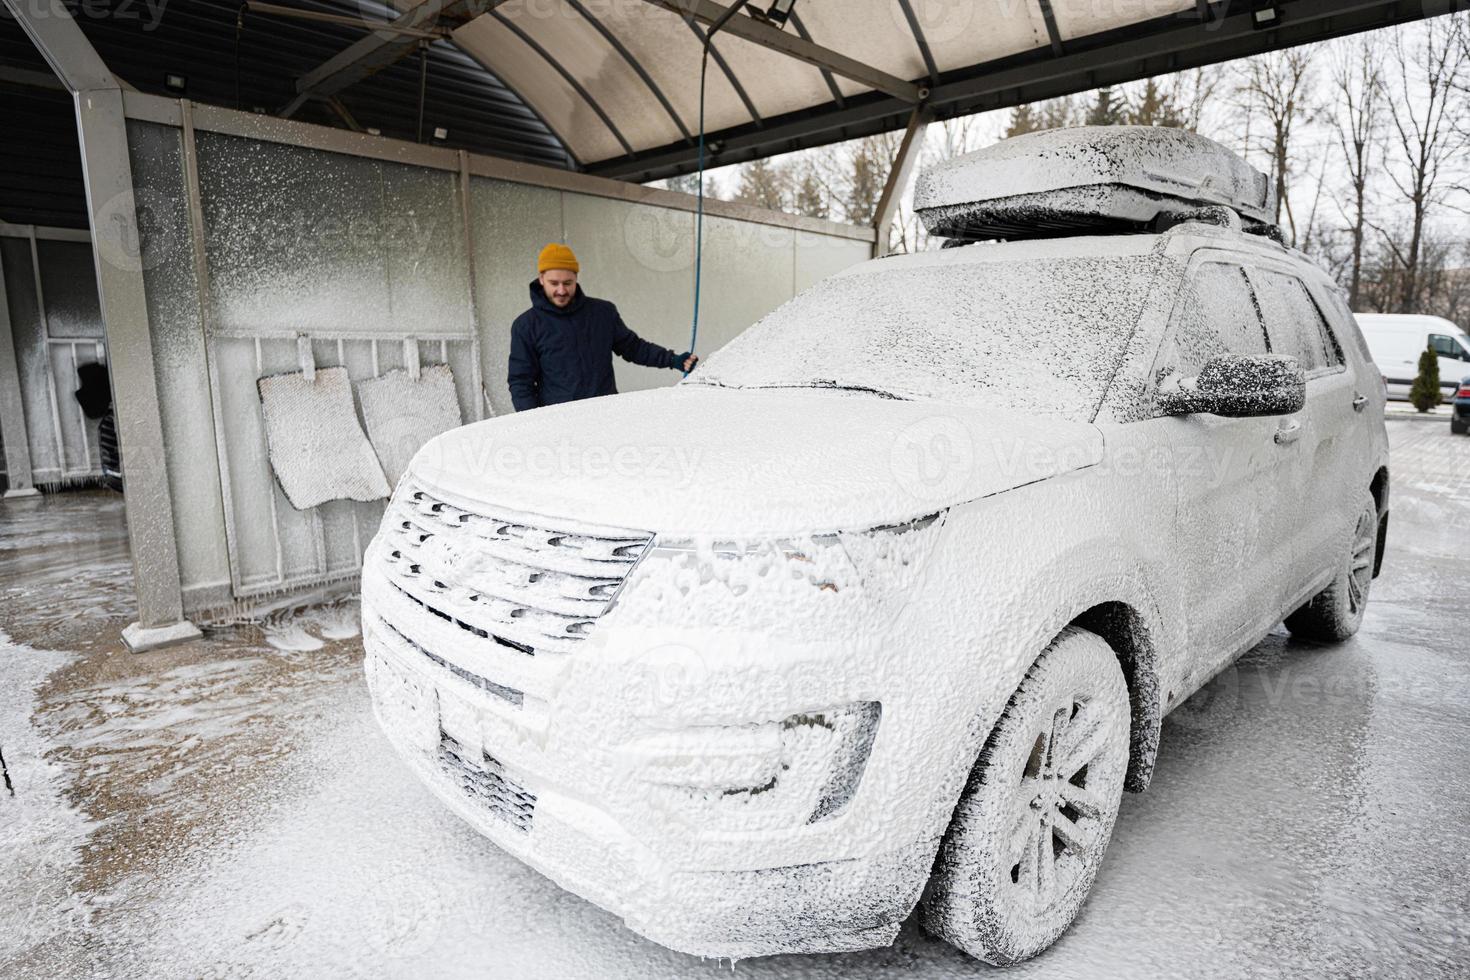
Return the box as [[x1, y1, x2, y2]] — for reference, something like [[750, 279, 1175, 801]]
[[1284, 493, 1378, 642], [1452, 416, 1468, 435], [921, 627, 1131, 964]]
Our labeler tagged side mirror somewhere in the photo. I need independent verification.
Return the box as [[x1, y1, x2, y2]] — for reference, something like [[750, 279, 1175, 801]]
[[1159, 354, 1306, 418]]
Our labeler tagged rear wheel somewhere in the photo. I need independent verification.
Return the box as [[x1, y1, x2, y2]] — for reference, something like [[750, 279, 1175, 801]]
[[1452, 415, 1468, 435], [1284, 493, 1378, 642], [921, 627, 1130, 964]]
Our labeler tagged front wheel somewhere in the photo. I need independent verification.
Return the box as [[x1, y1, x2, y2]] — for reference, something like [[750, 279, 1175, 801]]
[[921, 627, 1131, 964], [1284, 493, 1378, 642]]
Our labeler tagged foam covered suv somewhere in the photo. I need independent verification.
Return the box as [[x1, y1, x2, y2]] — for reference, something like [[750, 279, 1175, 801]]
[[362, 128, 1390, 964]]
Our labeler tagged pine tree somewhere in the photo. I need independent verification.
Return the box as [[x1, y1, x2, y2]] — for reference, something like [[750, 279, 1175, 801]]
[[1004, 103, 1040, 138], [793, 166, 828, 219], [1409, 344, 1442, 412], [1127, 78, 1187, 128], [1039, 96, 1077, 130], [734, 158, 790, 212], [665, 172, 702, 196], [1086, 87, 1124, 126]]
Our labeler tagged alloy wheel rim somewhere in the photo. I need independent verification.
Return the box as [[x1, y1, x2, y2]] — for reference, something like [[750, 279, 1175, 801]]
[[1006, 695, 1115, 909], [1347, 510, 1376, 614]]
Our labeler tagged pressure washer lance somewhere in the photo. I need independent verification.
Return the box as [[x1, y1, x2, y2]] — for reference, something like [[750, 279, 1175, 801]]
[[686, 0, 757, 376]]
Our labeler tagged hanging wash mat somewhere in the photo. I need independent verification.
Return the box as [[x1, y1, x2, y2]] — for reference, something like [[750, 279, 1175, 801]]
[[356, 363, 464, 486], [257, 363, 390, 510]]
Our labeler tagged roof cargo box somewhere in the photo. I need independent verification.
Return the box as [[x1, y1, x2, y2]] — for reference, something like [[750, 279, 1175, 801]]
[[914, 126, 1276, 241]]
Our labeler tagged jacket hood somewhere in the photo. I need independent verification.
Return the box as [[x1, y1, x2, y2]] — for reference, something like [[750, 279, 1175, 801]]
[[529, 279, 586, 317], [409, 386, 1102, 537]]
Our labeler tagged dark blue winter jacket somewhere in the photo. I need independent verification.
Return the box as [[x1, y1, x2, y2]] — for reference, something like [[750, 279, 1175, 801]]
[[508, 281, 681, 412]]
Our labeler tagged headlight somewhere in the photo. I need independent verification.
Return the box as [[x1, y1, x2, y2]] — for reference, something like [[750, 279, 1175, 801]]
[[608, 514, 946, 637]]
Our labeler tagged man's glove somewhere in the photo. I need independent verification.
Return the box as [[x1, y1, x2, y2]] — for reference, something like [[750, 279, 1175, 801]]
[[677, 351, 699, 373]]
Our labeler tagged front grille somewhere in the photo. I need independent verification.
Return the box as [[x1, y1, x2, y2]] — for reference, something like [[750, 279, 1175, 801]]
[[438, 732, 536, 833], [373, 615, 523, 706], [379, 485, 653, 655]]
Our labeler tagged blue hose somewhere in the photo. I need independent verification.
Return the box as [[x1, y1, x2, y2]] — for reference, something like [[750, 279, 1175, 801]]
[[687, 45, 711, 374]]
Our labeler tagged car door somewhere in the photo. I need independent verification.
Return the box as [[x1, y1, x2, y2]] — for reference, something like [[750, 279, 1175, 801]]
[[1150, 256, 1297, 672], [1248, 267, 1357, 607]]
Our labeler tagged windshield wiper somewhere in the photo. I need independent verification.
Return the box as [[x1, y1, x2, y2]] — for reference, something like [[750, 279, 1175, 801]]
[[689, 379, 906, 400]]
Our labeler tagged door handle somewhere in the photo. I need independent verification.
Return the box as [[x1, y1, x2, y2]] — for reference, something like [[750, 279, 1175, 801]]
[[1274, 420, 1302, 445], [1352, 393, 1368, 412]]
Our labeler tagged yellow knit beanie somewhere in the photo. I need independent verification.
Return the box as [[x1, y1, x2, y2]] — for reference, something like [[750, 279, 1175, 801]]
[[537, 242, 579, 274]]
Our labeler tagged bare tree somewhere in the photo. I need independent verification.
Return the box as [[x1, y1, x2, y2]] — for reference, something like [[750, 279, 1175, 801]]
[[845, 132, 898, 226], [1329, 35, 1385, 309], [1168, 66, 1227, 133], [1374, 18, 1469, 313], [1234, 48, 1319, 244]]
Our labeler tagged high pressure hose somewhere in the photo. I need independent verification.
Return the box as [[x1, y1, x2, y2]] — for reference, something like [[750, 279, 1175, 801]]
[[687, 0, 753, 373]]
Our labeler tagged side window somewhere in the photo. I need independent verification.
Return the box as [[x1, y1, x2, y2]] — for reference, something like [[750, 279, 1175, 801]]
[[1430, 334, 1466, 361], [1253, 269, 1341, 373], [1317, 286, 1374, 364], [1162, 263, 1268, 379]]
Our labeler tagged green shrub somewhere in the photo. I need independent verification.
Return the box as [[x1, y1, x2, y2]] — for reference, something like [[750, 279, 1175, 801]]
[[1409, 344, 1442, 412]]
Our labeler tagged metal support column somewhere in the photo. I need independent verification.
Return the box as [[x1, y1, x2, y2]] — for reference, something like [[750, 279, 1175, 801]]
[[3, 0, 200, 651], [0, 248, 39, 496], [872, 107, 930, 258]]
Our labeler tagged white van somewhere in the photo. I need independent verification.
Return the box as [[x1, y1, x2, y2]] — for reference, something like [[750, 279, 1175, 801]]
[[1355, 313, 1470, 400]]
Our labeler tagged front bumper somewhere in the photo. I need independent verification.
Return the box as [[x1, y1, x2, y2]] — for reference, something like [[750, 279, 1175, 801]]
[[360, 553, 944, 958]]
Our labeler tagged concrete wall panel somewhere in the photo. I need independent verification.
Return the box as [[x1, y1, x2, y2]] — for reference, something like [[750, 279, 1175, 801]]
[[468, 177, 562, 415], [562, 193, 696, 396]]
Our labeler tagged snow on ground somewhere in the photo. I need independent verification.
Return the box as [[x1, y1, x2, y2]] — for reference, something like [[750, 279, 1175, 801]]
[[2, 419, 1469, 978]]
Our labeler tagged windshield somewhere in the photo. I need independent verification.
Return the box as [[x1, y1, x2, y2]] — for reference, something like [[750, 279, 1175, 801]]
[[690, 253, 1166, 420]]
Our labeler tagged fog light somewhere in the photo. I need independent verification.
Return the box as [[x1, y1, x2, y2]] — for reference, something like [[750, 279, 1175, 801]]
[[624, 701, 882, 832]]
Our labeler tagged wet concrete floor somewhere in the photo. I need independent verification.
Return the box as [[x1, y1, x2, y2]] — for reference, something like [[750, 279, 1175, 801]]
[[1, 418, 1467, 978]]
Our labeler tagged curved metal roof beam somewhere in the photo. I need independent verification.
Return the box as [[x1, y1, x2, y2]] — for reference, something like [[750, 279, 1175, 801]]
[[684, 18, 763, 129], [895, 0, 939, 85], [441, 40, 581, 169], [490, 9, 635, 157], [564, 0, 693, 144], [787, 9, 843, 108]]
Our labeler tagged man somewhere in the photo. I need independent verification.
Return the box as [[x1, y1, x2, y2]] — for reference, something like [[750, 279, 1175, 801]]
[[508, 243, 697, 412]]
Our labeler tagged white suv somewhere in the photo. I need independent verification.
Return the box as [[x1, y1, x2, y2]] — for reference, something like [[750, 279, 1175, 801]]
[[362, 128, 1389, 964]]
